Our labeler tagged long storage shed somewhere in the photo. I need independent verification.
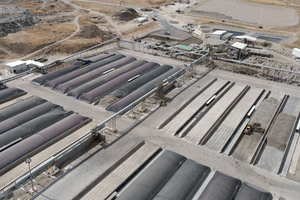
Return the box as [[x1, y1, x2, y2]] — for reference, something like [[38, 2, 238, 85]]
[[32, 53, 113, 85], [107, 67, 184, 112], [111, 65, 173, 99], [116, 150, 186, 200], [66, 57, 142, 98], [0, 101, 58, 134], [0, 87, 27, 104], [45, 54, 126, 89], [0, 96, 46, 122], [0, 93, 92, 176], [0, 106, 73, 150], [56, 59, 147, 94], [0, 113, 91, 174], [79, 62, 160, 103]]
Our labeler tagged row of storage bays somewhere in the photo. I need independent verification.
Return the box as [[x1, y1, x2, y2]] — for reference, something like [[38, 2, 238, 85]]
[[160, 78, 300, 174], [34, 142, 272, 200], [0, 89, 91, 175], [32, 53, 184, 112]]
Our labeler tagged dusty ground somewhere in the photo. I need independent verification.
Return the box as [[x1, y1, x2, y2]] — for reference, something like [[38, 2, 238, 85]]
[[70, 1, 123, 15], [90, 0, 173, 7], [161, 0, 300, 50], [241, 0, 300, 7], [191, 0, 298, 28], [0, 0, 165, 63], [123, 22, 160, 38], [0, 23, 76, 57], [240, 0, 286, 6]]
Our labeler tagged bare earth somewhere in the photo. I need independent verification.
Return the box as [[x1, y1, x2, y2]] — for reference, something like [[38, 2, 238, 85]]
[[192, 0, 299, 28]]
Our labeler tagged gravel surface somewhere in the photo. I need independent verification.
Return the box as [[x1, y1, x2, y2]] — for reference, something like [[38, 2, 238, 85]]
[[0, 5, 35, 37]]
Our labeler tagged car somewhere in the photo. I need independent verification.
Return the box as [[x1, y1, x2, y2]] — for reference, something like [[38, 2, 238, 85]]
[[164, 31, 171, 35]]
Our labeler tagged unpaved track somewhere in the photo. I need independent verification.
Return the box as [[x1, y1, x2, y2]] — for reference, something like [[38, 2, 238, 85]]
[[20, 0, 124, 60], [20, 0, 82, 60]]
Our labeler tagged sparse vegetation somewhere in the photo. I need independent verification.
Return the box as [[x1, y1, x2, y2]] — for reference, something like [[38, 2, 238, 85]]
[[0, 23, 76, 56], [86, 0, 173, 7], [240, 0, 286, 6]]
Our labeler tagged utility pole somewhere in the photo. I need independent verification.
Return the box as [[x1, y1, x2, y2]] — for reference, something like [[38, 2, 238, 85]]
[[25, 158, 35, 192]]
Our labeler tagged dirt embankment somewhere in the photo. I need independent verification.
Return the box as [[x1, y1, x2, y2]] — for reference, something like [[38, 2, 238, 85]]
[[48, 14, 115, 55], [12, 0, 74, 16], [83, 0, 173, 7], [123, 22, 160, 38], [113, 8, 140, 21], [0, 0, 116, 59], [0, 23, 77, 55]]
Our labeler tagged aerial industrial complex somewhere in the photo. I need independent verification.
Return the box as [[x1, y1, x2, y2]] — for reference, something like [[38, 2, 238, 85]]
[[0, 0, 300, 200]]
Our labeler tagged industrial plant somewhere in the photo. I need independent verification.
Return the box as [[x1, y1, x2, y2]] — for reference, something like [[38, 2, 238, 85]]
[[0, 0, 300, 200]]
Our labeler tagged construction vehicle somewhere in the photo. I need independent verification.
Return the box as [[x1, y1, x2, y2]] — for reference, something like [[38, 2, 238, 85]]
[[243, 125, 252, 135], [132, 36, 141, 42]]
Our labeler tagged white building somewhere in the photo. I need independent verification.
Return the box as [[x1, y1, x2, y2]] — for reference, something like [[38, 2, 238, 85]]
[[193, 27, 210, 38], [231, 42, 247, 50], [6, 60, 27, 73], [25, 60, 45, 68], [135, 17, 148, 24], [211, 30, 227, 39], [234, 35, 257, 42], [292, 48, 300, 58], [6, 60, 44, 73]]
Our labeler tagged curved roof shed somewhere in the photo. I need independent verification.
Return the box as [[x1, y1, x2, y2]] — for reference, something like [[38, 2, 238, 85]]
[[44, 54, 125, 89], [57, 58, 143, 94], [66, 57, 137, 98], [79, 62, 159, 103]]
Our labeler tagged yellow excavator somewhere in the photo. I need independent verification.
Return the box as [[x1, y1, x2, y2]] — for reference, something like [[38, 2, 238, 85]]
[[243, 125, 252, 135]]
